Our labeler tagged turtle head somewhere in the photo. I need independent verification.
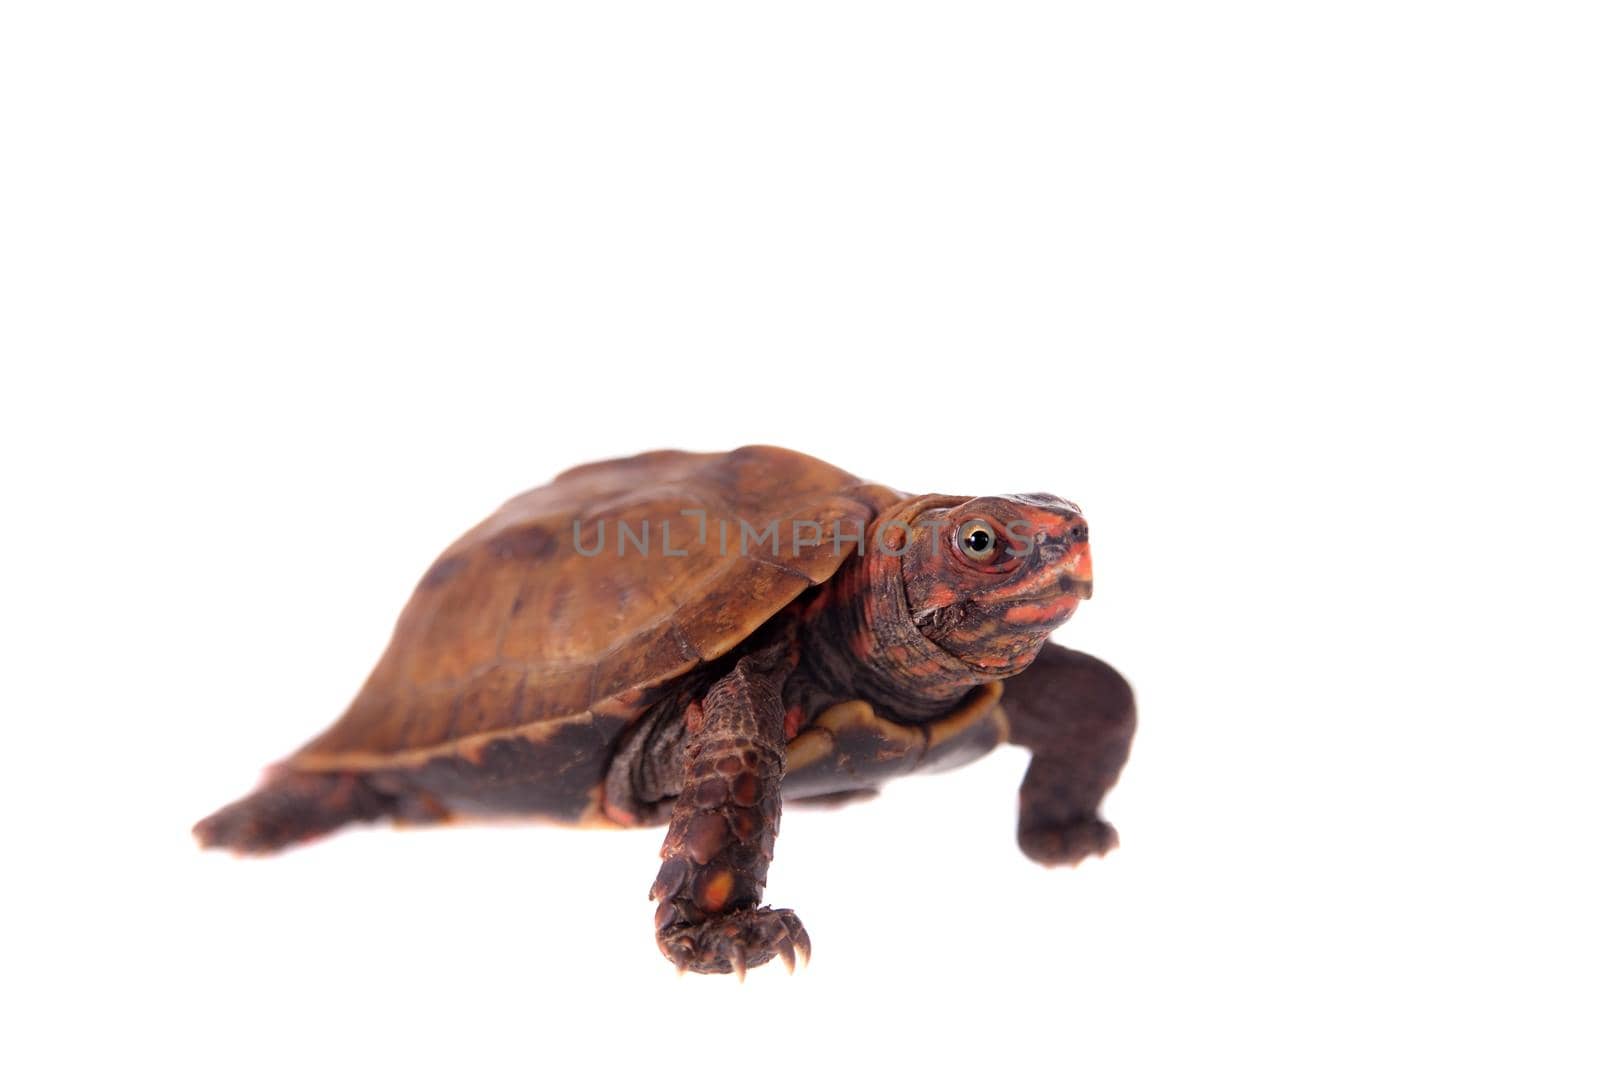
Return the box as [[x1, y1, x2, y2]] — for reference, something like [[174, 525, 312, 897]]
[[894, 494, 1092, 675]]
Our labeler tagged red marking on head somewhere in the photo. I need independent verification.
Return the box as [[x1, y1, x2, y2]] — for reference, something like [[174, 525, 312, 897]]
[[1003, 594, 1081, 626]]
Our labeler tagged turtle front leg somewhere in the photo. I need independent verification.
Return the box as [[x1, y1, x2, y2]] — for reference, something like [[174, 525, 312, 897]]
[[1001, 643, 1136, 867], [650, 652, 809, 977]]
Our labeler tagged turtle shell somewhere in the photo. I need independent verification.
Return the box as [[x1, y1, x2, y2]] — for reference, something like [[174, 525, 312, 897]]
[[289, 446, 899, 770]]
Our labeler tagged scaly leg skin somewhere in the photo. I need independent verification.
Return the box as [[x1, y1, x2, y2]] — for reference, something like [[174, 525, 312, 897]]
[[650, 651, 810, 977], [1000, 643, 1136, 867]]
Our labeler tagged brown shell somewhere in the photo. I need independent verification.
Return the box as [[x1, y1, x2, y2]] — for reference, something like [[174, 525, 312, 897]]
[[290, 446, 899, 768]]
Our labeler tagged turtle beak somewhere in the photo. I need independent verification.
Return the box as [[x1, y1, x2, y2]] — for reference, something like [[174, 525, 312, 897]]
[[1001, 539, 1093, 602], [991, 538, 1093, 630], [1059, 538, 1093, 600]]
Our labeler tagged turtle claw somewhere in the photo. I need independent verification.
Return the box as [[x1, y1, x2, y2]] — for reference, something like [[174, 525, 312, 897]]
[[657, 906, 809, 977], [792, 921, 811, 969]]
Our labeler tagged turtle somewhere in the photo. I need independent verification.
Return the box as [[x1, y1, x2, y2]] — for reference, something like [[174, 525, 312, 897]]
[[195, 445, 1135, 976]]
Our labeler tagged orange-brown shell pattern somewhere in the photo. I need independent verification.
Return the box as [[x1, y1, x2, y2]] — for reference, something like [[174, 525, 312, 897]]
[[290, 446, 901, 766]]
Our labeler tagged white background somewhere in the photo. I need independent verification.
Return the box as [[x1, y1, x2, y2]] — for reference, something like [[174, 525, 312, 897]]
[[3, 3, 1596, 1064]]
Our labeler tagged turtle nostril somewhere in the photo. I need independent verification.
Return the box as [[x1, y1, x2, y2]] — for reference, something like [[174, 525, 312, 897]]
[[1067, 524, 1089, 545]]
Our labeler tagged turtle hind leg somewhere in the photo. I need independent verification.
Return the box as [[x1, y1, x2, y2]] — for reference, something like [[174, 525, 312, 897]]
[[193, 769, 397, 855]]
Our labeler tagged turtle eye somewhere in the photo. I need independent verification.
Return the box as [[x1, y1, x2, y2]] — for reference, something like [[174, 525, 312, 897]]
[[958, 519, 999, 563]]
